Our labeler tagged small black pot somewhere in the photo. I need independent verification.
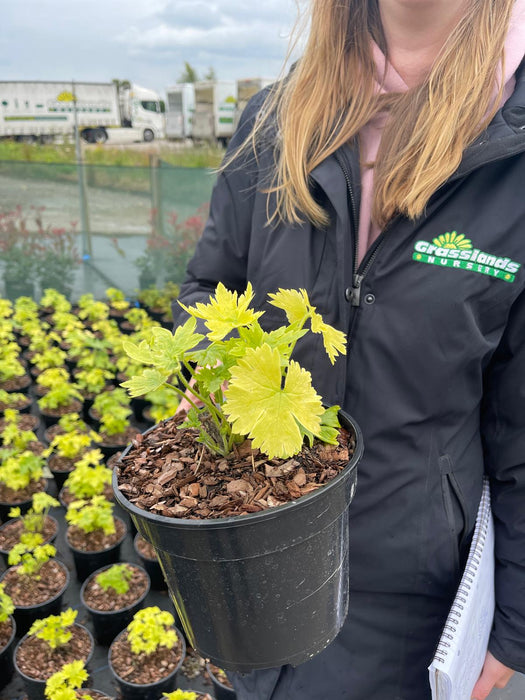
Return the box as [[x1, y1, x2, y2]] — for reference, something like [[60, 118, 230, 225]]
[[14, 623, 94, 700], [108, 625, 186, 700], [66, 517, 128, 582], [206, 662, 237, 699], [0, 479, 49, 523], [39, 400, 83, 428], [80, 563, 150, 645], [113, 410, 363, 672], [0, 616, 16, 691], [0, 514, 59, 567], [0, 559, 70, 637], [48, 460, 75, 492], [133, 533, 167, 590]]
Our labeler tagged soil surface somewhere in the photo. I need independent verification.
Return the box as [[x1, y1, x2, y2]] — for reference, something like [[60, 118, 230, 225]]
[[0, 394, 32, 413], [2, 558, 67, 606], [207, 662, 234, 689], [134, 534, 157, 560], [96, 425, 139, 448], [59, 482, 114, 508], [82, 564, 148, 612], [0, 617, 13, 650], [40, 400, 83, 418], [0, 374, 31, 392], [110, 628, 183, 685], [0, 514, 57, 552], [0, 412, 39, 434], [0, 477, 47, 507], [15, 623, 92, 680], [67, 517, 126, 553], [116, 413, 353, 519]]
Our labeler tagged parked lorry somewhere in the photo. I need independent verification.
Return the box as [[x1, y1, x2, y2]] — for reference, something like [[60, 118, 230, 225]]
[[234, 77, 274, 129], [0, 81, 165, 143], [165, 83, 195, 140], [191, 80, 237, 146]]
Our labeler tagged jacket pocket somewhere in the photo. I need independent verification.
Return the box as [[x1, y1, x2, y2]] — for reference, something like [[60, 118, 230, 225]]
[[439, 454, 469, 573]]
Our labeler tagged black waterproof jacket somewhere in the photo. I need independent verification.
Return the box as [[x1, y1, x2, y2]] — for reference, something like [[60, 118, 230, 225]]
[[174, 62, 525, 674]]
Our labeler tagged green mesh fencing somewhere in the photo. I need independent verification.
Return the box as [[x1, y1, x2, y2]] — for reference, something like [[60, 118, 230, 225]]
[[0, 159, 215, 302]]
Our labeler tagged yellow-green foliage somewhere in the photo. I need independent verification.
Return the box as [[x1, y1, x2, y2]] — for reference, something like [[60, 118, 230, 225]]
[[0, 451, 44, 491], [95, 564, 133, 595], [122, 284, 346, 459], [126, 606, 177, 656], [0, 583, 15, 623], [65, 496, 115, 535], [44, 660, 90, 700], [8, 541, 57, 578], [64, 450, 111, 500], [163, 691, 198, 700], [29, 608, 77, 650], [8, 491, 59, 541]]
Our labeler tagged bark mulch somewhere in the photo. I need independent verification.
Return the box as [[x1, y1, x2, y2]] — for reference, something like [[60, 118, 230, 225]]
[[0, 515, 57, 552], [2, 558, 67, 606], [0, 413, 39, 434], [83, 565, 148, 612], [59, 483, 114, 508], [0, 395, 32, 413], [0, 478, 47, 508], [135, 535, 157, 561], [0, 375, 31, 393], [116, 414, 353, 520], [96, 425, 140, 449], [207, 662, 234, 689], [0, 617, 13, 650], [40, 400, 83, 419], [15, 624, 92, 681], [67, 518, 126, 553], [110, 630, 183, 685]]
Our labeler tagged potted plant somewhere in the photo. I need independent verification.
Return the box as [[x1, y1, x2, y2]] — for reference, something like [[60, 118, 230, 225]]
[[0, 492, 60, 564], [0, 352, 30, 393], [0, 582, 16, 692], [105, 287, 131, 325], [90, 389, 139, 458], [44, 660, 114, 700], [1, 539, 69, 636], [80, 562, 150, 645], [44, 428, 98, 490], [74, 367, 115, 421], [59, 449, 113, 508], [35, 220, 81, 299], [0, 450, 47, 521], [43, 411, 92, 445], [37, 380, 84, 427], [39, 288, 72, 317], [35, 367, 71, 398], [14, 608, 94, 700], [114, 284, 362, 670], [65, 495, 127, 581], [0, 404, 39, 434], [0, 388, 32, 414], [163, 691, 212, 700], [0, 206, 38, 300], [108, 606, 186, 700], [205, 663, 236, 699], [0, 421, 44, 459]]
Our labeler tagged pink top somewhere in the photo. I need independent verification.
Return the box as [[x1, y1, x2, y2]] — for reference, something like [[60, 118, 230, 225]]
[[357, 0, 525, 265]]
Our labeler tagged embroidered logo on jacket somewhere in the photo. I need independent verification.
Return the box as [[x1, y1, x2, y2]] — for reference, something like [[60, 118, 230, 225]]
[[412, 232, 521, 283]]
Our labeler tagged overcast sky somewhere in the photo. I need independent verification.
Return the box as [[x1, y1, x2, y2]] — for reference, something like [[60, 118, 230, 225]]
[[2, 1, 303, 96]]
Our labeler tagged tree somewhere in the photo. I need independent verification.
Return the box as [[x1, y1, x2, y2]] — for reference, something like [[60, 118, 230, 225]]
[[203, 66, 217, 81], [178, 62, 199, 83]]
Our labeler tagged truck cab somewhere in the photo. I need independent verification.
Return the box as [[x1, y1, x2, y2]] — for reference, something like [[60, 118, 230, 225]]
[[119, 84, 165, 141]]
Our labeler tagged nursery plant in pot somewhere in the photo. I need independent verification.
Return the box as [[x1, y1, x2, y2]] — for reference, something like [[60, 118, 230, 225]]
[[14, 608, 94, 700], [163, 691, 212, 700], [39, 288, 72, 317], [65, 495, 127, 581], [0, 351, 31, 393], [38, 380, 84, 428], [108, 605, 186, 700], [90, 389, 139, 458], [30, 345, 68, 379], [80, 562, 150, 645], [2, 540, 69, 636], [44, 428, 99, 491], [59, 449, 113, 508], [0, 388, 33, 415], [205, 662, 236, 700], [105, 287, 131, 325], [0, 450, 47, 521], [43, 411, 92, 445], [0, 492, 60, 564], [0, 417, 44, 458], [35, 367, 71, 400], [74, 368, 115, 421], [44, 660, 114, 700], [114, 284, 362, 671], [0, 582, 16, 691]]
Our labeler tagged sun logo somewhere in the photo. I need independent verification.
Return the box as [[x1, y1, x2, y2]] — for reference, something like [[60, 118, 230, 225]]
[[432, 231, 472, 250]]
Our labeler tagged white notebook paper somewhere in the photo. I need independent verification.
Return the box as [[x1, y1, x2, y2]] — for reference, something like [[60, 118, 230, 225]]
[[428, 478, 495, 700]]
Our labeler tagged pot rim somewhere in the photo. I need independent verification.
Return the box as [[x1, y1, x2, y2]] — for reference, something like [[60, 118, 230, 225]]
[[132, 532, 157, 562], [113, 409, 363, 530], [108, 624, 186, 688], [80, 562, 151, 616], [0, 615, 16, 655], [0, 557, 69, 611], [205, 660, 235, 692]]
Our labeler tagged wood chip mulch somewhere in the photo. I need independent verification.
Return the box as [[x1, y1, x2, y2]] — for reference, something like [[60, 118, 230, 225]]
[[67, 517, 126, 553], [134, 535, 157, 561], [0, 395, 32, 413], [116, 414, 353, 520], [0, 618, 13, 650], [15, 623, 92, 681], [0, 478, 47, 508], [0, 413, 39, 434], [0, 375, 31, 392], [2, 558, 67, 607], [82, 565, 148, 612], [207, 662, 234, 689], [110, 629, 183, 685], [96, 425, 140, 449], [0, 515, 57, 552]]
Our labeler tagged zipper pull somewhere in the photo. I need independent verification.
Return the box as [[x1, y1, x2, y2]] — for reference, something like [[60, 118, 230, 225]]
[[351, 274, 364, 307]]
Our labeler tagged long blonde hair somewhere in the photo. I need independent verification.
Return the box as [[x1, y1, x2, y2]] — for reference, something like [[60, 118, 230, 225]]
[[229, 0, 515, 229]]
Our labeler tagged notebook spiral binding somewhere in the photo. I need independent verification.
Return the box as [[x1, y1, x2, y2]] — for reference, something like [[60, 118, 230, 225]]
[[433, 479, 491, 664]]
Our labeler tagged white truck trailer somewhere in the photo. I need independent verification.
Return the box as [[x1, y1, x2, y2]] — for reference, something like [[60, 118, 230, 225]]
[[165, 83, 195, 140], [234, 77, 274, 129], [0, 81, 165, 143], [191, 80, 237, 146]]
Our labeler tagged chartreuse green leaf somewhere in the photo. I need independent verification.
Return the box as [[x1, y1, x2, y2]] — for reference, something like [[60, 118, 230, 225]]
[[317, 404, 342, 445], [224, 344, 324, 459], [179, 282, 264, 341], [45, 660, 89, 700], [310, 312, 346, 364], [121, 368, 168, 398]]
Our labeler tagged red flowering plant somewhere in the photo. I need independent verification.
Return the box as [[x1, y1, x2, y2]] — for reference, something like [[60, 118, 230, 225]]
[[0, 206, 40, 288]]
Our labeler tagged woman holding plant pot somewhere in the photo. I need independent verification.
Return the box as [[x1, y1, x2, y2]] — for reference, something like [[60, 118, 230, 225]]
[[172, 0, 525, 698]]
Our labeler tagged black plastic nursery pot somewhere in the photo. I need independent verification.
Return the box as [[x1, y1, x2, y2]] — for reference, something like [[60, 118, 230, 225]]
[[80, 563, 151, 646], [0, 514, 59, 566], [0, 559, 70, 637], [206, 661, 237, 699], [0, 478, 49, 523], [67, 517, 128, 582], [108, 625, 186, 700], [14, 623, 94, 700], [0, 616, 16, 691], [113, 410, 363, 672]]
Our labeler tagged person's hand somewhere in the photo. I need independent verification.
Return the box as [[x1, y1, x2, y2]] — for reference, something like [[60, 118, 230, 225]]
[[176, 376, 201, 415], [471, 651, 514, 700]]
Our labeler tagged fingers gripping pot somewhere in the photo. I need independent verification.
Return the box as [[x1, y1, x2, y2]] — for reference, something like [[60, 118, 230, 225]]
[[113, 410, 362, 672]]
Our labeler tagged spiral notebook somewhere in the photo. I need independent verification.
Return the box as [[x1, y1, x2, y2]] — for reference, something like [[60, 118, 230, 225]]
[[428, 478, 495, 700]]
